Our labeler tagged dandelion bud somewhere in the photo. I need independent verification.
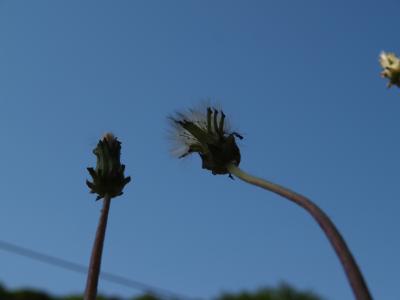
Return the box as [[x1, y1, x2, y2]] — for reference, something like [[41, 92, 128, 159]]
[[86, 133, 131, 200]]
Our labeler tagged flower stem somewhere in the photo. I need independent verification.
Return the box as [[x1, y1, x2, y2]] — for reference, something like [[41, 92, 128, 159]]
[[84, 194, 112, 300], [227, 163, 372, 300]]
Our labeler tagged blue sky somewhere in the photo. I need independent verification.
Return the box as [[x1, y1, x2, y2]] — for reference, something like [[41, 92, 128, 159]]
[[0, 1, 399, 299]]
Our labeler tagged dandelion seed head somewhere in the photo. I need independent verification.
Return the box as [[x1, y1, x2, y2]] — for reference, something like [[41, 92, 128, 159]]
[[168, 104, 243, 176], [379, 51, 400, 88]]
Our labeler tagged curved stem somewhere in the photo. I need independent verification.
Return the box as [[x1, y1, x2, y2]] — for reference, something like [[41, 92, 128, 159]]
[[84, 195, 112, 300], [227, 163, 372, 300]]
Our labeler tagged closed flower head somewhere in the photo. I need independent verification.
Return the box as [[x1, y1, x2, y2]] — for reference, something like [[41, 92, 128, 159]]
[[379, 51, 400, 88], [170, 106, 243, 176], [86, 133, 131, 200]]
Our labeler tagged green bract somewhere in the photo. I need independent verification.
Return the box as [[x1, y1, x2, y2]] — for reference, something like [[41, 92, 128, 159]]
[[171, 106, 243, 177], [86, 133, 131, 200]]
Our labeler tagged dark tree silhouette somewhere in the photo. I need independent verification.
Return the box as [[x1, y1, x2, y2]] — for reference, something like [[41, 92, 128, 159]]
[[0, 283, 324, 300], [217, 284, 323, 300]]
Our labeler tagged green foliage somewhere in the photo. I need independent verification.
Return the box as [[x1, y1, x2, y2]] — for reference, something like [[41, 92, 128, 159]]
[[0, 283, 9, 299], [4, 288, 53, 300], [131, 294, 162, 300], [217, 284, 323, 300], [0, 283, 323, 300]]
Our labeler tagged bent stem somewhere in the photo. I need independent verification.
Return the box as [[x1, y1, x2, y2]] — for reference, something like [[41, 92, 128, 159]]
[[84, 194, 112, 300], [227, 163, 372, 300]]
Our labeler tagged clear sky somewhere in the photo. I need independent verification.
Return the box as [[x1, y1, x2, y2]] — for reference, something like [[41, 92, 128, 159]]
[[0, 1, 399, 299]]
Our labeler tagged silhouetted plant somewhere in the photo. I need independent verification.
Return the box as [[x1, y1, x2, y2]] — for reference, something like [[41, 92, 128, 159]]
[[169, 106, 243, 178], [11, 289, 53, 300], [218, 283, 323, 300], [84, 133, 131, 300], [0, 283, 10, 300], [132, 294, 163, 300], [169, 105, 372, 300], [0, 283, 325, 300]]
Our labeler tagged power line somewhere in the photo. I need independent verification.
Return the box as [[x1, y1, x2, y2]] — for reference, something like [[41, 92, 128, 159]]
[[0, 239, 199, 300]]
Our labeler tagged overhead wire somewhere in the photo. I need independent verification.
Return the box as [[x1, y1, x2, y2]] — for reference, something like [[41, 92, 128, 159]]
[[0, 239, 200, 300]]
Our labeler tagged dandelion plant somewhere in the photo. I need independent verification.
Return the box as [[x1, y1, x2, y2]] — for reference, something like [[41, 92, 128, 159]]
[[169, 106, 372, 300], [84, 133, 131, 300], [380, 51, 400, 88]]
